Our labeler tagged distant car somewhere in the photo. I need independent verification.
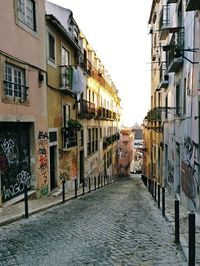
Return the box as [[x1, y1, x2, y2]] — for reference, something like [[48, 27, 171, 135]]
[[130, 159, 143, 174]]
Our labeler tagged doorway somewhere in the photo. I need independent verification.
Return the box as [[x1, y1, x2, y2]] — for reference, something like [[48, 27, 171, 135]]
[[50, 146, 56, 190], [79, 150, 84, 184]]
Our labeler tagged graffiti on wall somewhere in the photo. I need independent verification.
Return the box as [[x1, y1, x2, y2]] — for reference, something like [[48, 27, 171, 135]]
[[0, 131, 31, 202], [167, 161, 174, 195], [181, 137, 199, 208], [2, 170, 31, 200], [85, 155, 99, 180], [38, 131, 48, 196]]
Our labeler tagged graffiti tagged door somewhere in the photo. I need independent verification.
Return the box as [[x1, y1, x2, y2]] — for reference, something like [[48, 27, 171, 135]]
[[50, 146, 56, 190], [0, 123, 31, 203]]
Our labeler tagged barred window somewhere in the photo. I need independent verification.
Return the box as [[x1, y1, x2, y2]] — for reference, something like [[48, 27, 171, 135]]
[[4, 63, 27, 101]]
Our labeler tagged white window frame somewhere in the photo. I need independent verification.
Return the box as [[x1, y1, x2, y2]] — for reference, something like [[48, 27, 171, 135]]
[[47, 29, 56, 68], [4, 63, 27, 102], [16, 0, 36, 31], [61, 45, 70, 87]]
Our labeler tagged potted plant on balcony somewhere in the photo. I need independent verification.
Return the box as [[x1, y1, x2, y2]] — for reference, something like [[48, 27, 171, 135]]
[[67, 119, 83, 131]]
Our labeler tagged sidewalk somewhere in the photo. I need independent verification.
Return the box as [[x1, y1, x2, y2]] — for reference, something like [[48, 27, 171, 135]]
[[0, 180, 111, 227], [164, 192, 200, 264]]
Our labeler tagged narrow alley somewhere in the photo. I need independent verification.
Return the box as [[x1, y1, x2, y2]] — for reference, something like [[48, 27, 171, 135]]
[[0, 175, 187, 266]]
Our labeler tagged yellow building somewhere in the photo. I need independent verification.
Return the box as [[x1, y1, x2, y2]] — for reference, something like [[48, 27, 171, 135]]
[[45, 3, 84, 193], [45, 1, 121, 193], [143, 0, 164, 189]]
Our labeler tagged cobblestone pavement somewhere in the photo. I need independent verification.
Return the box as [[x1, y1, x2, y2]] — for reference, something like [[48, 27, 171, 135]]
[[0, 175, 187, 266]]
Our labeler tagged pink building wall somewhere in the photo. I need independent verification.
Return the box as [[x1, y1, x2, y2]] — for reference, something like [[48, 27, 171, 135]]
[[117, 128, 134, 176], [0, 0, 48, 204]]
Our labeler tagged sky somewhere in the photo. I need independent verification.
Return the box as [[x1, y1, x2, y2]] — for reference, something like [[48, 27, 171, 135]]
[[48, 0, 152, 127]]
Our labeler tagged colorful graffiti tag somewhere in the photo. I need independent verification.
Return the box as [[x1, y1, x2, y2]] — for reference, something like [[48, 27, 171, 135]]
[[38, 131, 49, 197], [181, 137, 199, 208], [0, 125, 31, 202]]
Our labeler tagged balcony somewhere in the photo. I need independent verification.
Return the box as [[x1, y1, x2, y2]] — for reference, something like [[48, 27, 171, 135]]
[[78, 99, 96, 119], [61, 127, 77, 149], [146, 108, 161, 122], [186, 0, 200, 11], [60, 66, 72, 93], [159, 63, 169, 90], [167, 28, 184, 73], [159, 5, 170, 40]]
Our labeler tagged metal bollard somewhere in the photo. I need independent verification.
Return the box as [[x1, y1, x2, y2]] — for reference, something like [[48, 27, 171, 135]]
[[89, 177, 91, 193], [189, 212, 195, 266], [154, 181, 157, 201], [94, 176, 96, 190], [162, 187, 165, 217], [98, 175, 100, 189], [75, 179, 78, 198], [101, 175, 103, 187], [158, 184, 160, 209], [24, 185, 28, 218], [62, 180, 65, 203], [175, 200, 180, 244], [82, 179, 85, 195]]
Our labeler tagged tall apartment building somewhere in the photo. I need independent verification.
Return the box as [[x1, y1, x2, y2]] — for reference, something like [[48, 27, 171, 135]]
[[0, 0, 121, 206], [145, 0, 200, 211], [0, 0, 47, 205]]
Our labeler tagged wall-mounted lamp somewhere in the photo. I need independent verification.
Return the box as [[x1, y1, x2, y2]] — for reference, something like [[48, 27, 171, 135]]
[[38, 71, 44, 83]]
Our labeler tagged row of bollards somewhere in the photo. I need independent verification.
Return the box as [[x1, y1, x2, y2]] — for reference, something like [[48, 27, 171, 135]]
[[23, 175, 113, 221], [141, 175, 196, 266], [73, 175, 112, 202]]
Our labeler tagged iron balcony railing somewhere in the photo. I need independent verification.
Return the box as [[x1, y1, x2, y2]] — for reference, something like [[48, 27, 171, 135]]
[[78, 52, 117, 95], [78, 99, 96, 118], [167, 28, 184, 71], [147, 107, 162, 122], [61, 127, 77, 149]]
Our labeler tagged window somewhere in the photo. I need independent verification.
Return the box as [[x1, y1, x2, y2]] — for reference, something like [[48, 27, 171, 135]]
[[4, 63, 27, 101], [48, 33, 55, 63], [87, 128, 91, 155], [183, 78, 186, 115], [87, 127, 98, 156], [63, 105, 70, 127], [176, 84, 180, 116], [95, 128, 98, 151], [61, 46, 69, 66], [165, 96, 168, 119], [17, 0, 36, 31], [107, 149, 112, 168], [61, 46, 70, 87]]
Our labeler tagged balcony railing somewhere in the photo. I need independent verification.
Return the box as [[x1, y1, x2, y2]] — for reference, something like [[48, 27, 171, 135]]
[[78, 99, 96, 119], [159, 5, 170, 40], [78, 52, 117, 96], [167, 28, 184, 73], [60, 65, 72, 92], [147, 107, 162, 122], [61, 127, 77, 149], [186, 0, 200, 11]]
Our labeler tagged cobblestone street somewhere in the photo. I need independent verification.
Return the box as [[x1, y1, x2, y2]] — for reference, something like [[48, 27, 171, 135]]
[[0, 175, 187, 266]]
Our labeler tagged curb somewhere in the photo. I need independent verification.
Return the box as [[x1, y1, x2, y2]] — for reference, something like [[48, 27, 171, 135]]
[[0, 180, 115, 228]]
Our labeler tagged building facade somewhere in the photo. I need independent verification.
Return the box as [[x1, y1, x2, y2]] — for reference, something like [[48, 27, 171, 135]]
[[145, 0, 200, 211], [0, 0, 47, 205], [0, 0, 121, 206]]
